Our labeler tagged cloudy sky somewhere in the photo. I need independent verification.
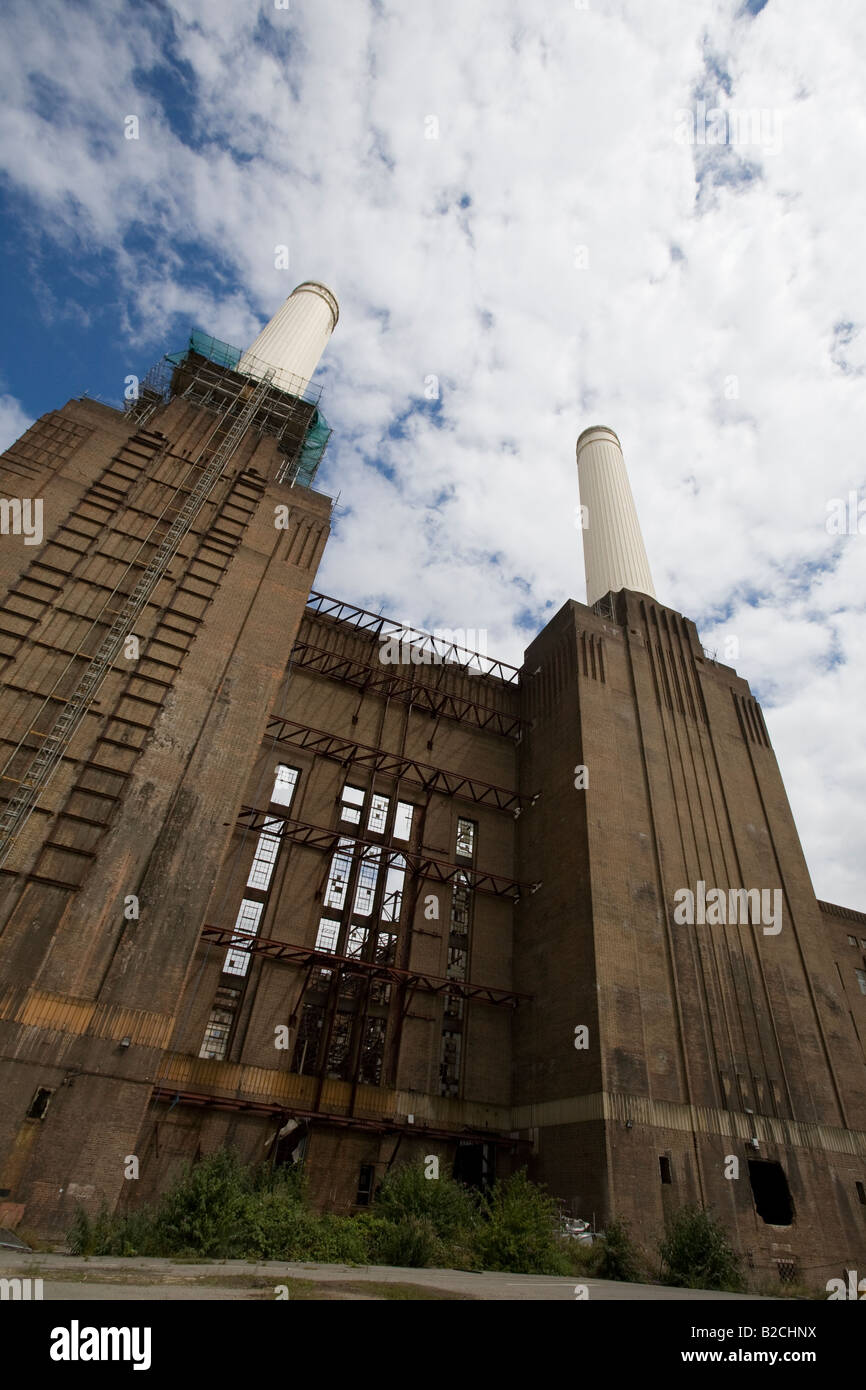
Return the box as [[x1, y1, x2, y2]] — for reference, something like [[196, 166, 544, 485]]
[[1, 0, 864, 906]]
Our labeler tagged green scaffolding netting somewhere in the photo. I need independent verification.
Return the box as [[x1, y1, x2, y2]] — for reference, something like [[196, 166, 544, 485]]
[[165, 331, 242, 370], [296, 408, 331, 488], [163, 331, 330, 487]]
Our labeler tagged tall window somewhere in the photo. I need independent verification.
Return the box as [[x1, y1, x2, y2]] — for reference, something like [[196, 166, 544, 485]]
[[247, 817, 283, 891], [223, 898, 264, 975], [271, 764, 299, 808], [199, 986, 241, 1060]]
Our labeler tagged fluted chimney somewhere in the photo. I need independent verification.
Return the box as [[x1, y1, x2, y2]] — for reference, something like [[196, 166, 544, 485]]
[[238, 281, 339, 396], [576, 425, 656, 607]]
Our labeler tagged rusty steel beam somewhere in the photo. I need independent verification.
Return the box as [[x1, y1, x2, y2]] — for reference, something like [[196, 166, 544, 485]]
[[234, 806, 539, 900], [264, 715, 532, 813], [150, 1084, 528, 1147], [288, 638, 524, 739], [200, 922, 531, 1006], [305, 590, 520, 685]]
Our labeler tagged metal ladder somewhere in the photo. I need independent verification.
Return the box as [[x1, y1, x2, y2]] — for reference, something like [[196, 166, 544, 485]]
[[0, 370, 275, 869]]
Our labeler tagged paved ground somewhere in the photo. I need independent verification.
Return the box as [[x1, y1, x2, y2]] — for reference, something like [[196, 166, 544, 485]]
[[0, 1250, 773, 1300]]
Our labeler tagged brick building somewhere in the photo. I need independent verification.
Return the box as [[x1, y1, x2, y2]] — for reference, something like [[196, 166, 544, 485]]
[[0, 295, 864, 1287]]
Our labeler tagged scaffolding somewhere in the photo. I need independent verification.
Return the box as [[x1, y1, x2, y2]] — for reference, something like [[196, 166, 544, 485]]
[[0, 372, 277, 869], [128, 332, 333, 488]]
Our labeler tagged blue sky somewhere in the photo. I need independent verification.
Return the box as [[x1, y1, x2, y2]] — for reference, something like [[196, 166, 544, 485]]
[[1, 0, 865, 906]]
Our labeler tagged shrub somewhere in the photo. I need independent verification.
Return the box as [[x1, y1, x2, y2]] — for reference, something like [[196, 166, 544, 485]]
[[658, 1205, 745, 1292], [472, 1171, 571, 1276], [153, 1149, 250, 1257], [372, 1161, 479, 1239], [594, 1218, 643, 1283], [363, 1215, 439, 1268]]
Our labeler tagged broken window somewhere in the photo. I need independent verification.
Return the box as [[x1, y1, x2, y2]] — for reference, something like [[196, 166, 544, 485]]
[[856, 1181, 866, 1205], [247, 819, 283, 891], [324, 838, 354, 910], [439, 1030, 462, 1098], [326, 1010, 354, 1077], [340, 785, 365, 824], [748, 1159, 794, 1226], [456, 817, 476, 860], [353, 846, 381, 916], [359, 1016, 387, 1085], [292, 1003, 324, 1073], [315, 918, 340, 953], [450, 872, 472, 934], [444, 989, 464, 1022], [367, 793, 390, 834], [26, 1087, 53, 1121], [855, 968, 866, 995], [659, 1155, 673, 1184], [374, 931, 397, 966], [447, 945, 468, 980], [381, 858, 405, 922], [394, 801, 414, 841], [223, 898, 264, 976], [346, 925, 369, 958], [199, 986, 241, 1061], [271, 764, 299, 809]]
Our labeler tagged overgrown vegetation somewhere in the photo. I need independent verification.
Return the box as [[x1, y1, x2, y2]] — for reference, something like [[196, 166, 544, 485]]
[[67, 1152, 572, 1276], [68, 1154, 762, 1292], [593, 1217, 644, 1283], [657, 1204, 745, 1292]]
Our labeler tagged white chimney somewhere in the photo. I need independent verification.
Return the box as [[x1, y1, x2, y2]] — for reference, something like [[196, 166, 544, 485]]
[[238, 281, 339, 396], [576, 426, 656, 607]]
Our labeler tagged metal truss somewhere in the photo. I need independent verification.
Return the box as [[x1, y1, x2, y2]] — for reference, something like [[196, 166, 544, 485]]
[[289, 638, 524, 739], [235, 807, 539, 900], [306, 591, 521, 684], [265, 715, 533, 814], [200, 923, 530, 1006]]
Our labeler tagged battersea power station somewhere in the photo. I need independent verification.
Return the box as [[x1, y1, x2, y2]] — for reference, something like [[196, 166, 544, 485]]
[[1, 282, 865, 1287]]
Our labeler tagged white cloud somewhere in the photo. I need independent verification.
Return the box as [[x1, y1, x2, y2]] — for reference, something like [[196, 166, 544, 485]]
[[0, 393, 33, 455], [1, 0, 865, 904]]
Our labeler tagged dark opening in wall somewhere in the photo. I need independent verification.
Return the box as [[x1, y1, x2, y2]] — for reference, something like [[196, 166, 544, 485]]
[[856, 1181, 866, 1206], [453, 1141, 495, 1190], [748, 1159, 794, 1225], [356, 1164, 375, 1206], [659, 1155, 673, 1184], [26, 1087, 53, 1120]]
